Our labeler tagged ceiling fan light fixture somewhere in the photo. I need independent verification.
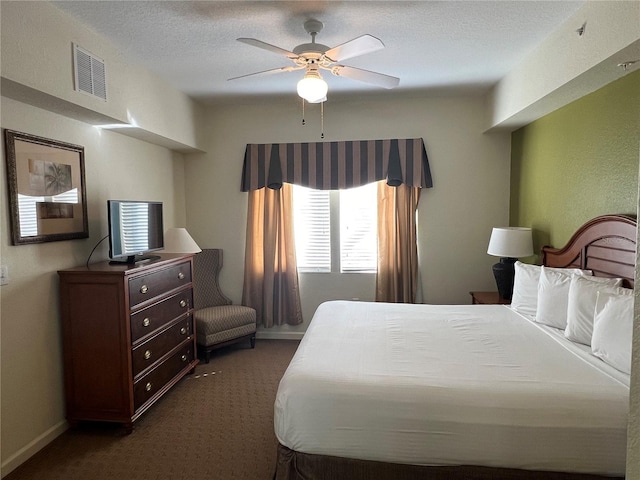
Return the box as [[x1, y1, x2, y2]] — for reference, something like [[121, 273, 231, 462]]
[[297, 70, 328, 103]]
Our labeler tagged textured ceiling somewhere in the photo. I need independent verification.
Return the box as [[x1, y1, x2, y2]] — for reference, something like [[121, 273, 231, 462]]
[[52, 1, 586, 104]]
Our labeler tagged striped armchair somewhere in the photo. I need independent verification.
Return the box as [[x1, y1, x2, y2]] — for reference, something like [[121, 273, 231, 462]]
[[193, 249, 256, 363]]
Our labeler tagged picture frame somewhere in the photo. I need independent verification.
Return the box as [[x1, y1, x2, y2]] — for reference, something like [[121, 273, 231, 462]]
[[4, 130, 89, 245]]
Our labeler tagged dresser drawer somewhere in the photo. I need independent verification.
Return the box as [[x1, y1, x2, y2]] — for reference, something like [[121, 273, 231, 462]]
[[132, 318, 193, 378], [130, 289, 193, 343], [129, 261, 192, 307], [134, 343, 194, 410]]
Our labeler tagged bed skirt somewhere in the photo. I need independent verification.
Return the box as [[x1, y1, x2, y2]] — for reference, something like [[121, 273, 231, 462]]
[[274, 444, 623, 480]]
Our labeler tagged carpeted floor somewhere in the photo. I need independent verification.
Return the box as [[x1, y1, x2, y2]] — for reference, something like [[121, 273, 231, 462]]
[[5, 339, 300, 480]]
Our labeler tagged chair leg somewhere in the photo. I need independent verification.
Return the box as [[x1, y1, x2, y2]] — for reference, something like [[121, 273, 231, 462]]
[[204, 348, 211, 364], [250, 335, 256, 349]]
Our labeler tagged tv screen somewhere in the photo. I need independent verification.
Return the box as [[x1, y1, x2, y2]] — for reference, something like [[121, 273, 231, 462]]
[[107, 200, 164, 264]]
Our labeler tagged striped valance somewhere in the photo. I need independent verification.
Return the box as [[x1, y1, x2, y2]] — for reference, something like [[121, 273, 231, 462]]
[[240, 138, 433, 191]]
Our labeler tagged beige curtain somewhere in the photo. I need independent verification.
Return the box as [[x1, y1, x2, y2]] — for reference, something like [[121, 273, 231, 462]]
[[242, 183, 303, 327], [375, 181, 421, 303]]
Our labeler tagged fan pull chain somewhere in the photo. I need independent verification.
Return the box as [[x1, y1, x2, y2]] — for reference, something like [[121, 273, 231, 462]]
[[301, 98, 306, 126], [320, 101, 324, 139]]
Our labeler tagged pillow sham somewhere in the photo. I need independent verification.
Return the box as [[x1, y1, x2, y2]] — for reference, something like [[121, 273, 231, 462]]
[[510, 262, 590, 318], [564, 275, 625, 345], [535, 266, 574, 329], [510, 262, 540, 317], [591, 290, 634, 375]]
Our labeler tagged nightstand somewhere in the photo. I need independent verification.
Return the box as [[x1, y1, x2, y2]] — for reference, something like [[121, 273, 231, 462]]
[[470, 291, 511, 305]]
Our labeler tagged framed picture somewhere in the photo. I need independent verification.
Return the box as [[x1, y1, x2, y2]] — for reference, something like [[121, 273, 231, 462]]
[[4, 130, 89, 245]]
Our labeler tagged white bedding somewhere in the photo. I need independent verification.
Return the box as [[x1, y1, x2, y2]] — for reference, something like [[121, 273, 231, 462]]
[[274, 300, 629, 476]]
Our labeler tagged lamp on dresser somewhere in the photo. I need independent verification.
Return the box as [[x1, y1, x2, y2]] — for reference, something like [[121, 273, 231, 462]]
[[162, 228, 202, 254], [487, 227, 533, 300]]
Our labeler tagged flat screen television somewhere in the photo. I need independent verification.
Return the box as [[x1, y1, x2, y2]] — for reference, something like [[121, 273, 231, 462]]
[[107, 200, 164, 264]]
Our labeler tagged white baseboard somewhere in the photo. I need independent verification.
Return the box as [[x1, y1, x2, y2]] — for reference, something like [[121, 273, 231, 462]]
[[256, 330, 305, 341], [1, 420, 68, 478]]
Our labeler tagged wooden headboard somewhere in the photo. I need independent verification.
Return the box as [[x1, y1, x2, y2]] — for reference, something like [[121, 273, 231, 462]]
[[541, 214, 637, 288]]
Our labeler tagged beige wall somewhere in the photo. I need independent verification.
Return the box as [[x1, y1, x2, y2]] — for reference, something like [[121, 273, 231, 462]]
[[0, 4, 202, 474], [1, 1, 205, 152], [1, 0, 639, 477], [0, 97, 188, 475], [487, 0, 640, 130], [184, 94, 512, 330]]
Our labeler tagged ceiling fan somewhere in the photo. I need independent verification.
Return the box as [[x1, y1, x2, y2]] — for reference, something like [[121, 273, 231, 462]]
[[229, 19, 400, 103]]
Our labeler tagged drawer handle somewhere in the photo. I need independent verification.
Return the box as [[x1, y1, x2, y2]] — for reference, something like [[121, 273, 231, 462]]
[[145, 382, 152, 392], [144, 350, 152, 360], [180, 327, 187, 335], [179, 300, 187, 308], [178, 272, 185, 280], [181, 354, 188, 362], [140, 285, 149, 294], [142, 318, 151, 327]]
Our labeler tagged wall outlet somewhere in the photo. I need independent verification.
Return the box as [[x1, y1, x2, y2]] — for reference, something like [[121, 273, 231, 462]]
[[0, 265, 8, 285]]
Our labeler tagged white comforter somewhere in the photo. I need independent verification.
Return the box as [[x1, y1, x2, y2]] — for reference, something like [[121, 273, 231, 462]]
[[274, 300, 629, 476]]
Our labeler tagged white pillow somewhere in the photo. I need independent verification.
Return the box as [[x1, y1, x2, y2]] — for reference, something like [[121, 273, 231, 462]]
[[510, 262, 541, 317], [510, 262, 590, 318], [564, 275, 625, 345], [591, 290, 634, 374], [534, 266, 594, 328], [536, 267, 574, 329]]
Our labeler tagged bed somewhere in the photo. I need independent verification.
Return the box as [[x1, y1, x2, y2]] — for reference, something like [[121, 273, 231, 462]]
[[273, 214, 637, 480]]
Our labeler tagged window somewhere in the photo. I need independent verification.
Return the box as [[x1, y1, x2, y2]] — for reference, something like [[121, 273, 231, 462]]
[[293, 186, 331, 272], [293, 183, 377, 273], [339, 183, 377, 272]]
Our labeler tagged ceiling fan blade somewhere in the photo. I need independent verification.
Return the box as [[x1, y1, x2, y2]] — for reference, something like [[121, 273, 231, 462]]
[[323, 34, 385, 63], [228, 65, 303, 81], [331, 65, 399, 89], [237, 38, 299, 60]]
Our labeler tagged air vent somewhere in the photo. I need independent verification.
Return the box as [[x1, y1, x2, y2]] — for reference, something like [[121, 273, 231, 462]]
[[73, 43, 107, 101]]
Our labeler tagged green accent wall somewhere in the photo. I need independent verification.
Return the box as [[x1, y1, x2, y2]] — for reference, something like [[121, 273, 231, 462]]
[[510, 70, 640, 258]]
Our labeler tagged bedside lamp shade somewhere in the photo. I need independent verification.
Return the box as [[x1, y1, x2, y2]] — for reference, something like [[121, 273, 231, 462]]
[[487, 227, 533, 300], [162, 228, 202, 254], [487, 227, 533, 258]]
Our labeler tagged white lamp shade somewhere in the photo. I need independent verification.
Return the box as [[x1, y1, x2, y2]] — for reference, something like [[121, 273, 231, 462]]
[[162, 228, 201, 254], [487, 227, 533, 258], [297, 75, 328, 103]]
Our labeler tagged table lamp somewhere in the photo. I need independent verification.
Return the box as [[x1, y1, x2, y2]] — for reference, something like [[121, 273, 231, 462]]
[[162, 228, 202, 254], [487, 227, 533, 299]]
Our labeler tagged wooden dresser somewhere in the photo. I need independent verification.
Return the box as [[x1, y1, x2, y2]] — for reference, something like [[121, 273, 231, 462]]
[[58, 254, 198, 432]]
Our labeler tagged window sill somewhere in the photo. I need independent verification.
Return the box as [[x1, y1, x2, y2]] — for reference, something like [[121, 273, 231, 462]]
[[298, 270, 376, 275]]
